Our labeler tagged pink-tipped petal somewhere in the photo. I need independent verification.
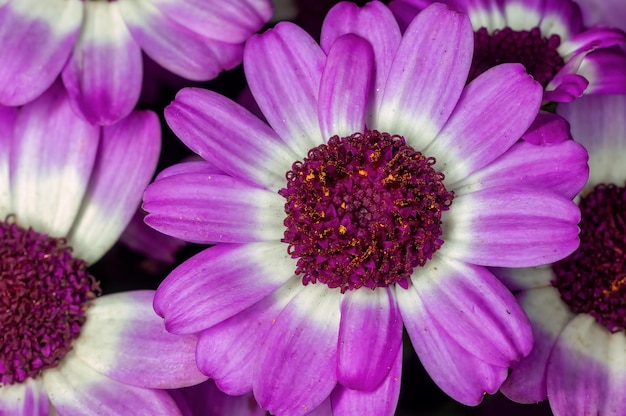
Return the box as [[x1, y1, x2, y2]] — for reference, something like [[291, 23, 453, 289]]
[[74, 291, 207, 389], [320, 1, 402, 124], [43, 352, 181, 416], [154, 242, 295, 335], [143, 173, 285, 244], [67, 110, 160, 265], [10, 81, 99, 237], [577, 49, 626, 95], [331, 345, 402, 415], [0, 0, 82, 105], [164, 88, 296, 191], [396, 282, 508, 405], [62, 1, 142, 126], [173, 380, 266, 416], [0, 378, 49, 416], [426, 64, 542, 184], [0, 104, 17, 217], [337, 287, 403, 391], [440, 186, 581, 267], [253, 284, 342, 416], [318, 34, 373, 139], [558, 26, 626, 57], [376, 3, 473, 150], [244, 22, 326, 156]]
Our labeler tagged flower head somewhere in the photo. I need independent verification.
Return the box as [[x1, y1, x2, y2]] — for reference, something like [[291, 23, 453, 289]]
[[497, 93, 626, 416], [144, 2, 588, 414], [0, 82, 206, 414], [0, 0, 273, 125], [389, 0, 626, 102]]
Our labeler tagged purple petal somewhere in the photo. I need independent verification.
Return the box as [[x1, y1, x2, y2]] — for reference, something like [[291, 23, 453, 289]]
[[337, 287, 403, 390], [143, 173, 285, 244], [547, 314, 626, 415], [67, 110, 160, 265], [452, 139, 589, 200], [154, 242, 295, 334], [244, 22, 326, 156], [155, 160, 222, 181], [331, 345, 402, 415], [0, 104, 17, 217], [320, 1, 402, 124], [173, 380, 266, 416], [440, 186, 581, 267], [577, 49, 626, 95], [501, 287, 574, 403], [74, 291, 207, 389], [376, 3, 473, 150], [0, 0, 82, 105], [164, 88, 296, 191], [396, 282, 508, 405], [0, 379, 49, 416], [118, 0, 235, 80], [43, 352, 181, 415], [318, 34, 373, 138], [151, 0, 272, 44], [62, 1, 142, 126], [521, 112, 572, 145], [10, 81, 99, 237], [196, 278, 304, 395], [253, 284, 341, 416], [412, 254, 532, 367], [425, 63, 542, 184], [545, 55, 590, 102], [559, 26, 626, 57]]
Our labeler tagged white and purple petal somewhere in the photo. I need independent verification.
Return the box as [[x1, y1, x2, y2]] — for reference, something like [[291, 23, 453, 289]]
[[0, 378, 49, 416], [154, 242, 295, 335], [576, 49, 626, 96], [0, 104, 17, 217]]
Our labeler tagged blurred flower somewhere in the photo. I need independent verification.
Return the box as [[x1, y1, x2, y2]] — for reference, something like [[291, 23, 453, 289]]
[[143, 2, 587, 415], [495, 93, 626, 416], [389, 0, 626, 102], [573, 0, 626, 31], [0, 82, 206, 414], [0, 0, 273, 125]]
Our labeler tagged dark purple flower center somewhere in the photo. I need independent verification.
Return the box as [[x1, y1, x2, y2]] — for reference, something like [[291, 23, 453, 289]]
[[552, 184, 626, 332], [0, 217, 100, 385], [279, 130, 454, 293], [470, 26, 565, 87]]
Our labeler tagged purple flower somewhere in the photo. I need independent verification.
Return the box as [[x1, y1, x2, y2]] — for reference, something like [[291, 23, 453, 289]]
[[389, 0, 626, 102], [496, 93, 626, 416], [143, 2, 588, 414], [0, 82, 207, 414], [0, 0, 273, 125]]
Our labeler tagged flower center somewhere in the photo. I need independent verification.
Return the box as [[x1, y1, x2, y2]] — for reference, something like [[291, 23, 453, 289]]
[[0, 217, 100, 385], [279, 130, 454, 293], [470, 27, 565, 87], [552, 184, 626, 333]]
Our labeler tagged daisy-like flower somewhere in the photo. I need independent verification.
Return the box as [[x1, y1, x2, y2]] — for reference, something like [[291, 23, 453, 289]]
[[389, 0, 626, 102], [143, 2, 588, 415], [496, 93, 626, 416], [0, 0, 273, 125], [0, 82, 207, 415]]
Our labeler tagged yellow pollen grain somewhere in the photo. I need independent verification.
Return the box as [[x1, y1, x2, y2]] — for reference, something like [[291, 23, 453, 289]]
[[358, 169, 368, 176], [339, 225, 347, 235], [305, 172, 315, 181]]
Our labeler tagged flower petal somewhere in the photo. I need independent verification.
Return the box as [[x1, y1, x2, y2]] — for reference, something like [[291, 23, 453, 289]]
[[577, 49, 626, 96], [74, 291, 207, 389], [67, 110, 160, 265], [331, 345, 402, 415], [154, 242, 295, 334], [0, 0, 82, 105], [253, 284, 341, 416], [558, 26, 626, 57], [547, 314, 626, 416], [520, 111, 572, 145], [440, 186, 581, 267], [155, 160, 222, 181], [10, 81, 99, 237], [62, 1, 142, 125], [491, 265, 555, 291], [425, 63, 542, 184], [320, 1, 402, 125], [318, 33, 373, 139], [501, 286, 574, 403], [336, 287, 403, 391], [376, 3, 473, 150], [0, 104, 17, 217], [164, 88, 296, 191], [172, 380, 266, 416], [396, 281, 508, 405], [196, 277, 304, 395], [0, 378, 49, 416], [451, 139, 589, 200], [43, 352, 181, 416], [244, 22, 326, 156], [143, 173, 285, 244]]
